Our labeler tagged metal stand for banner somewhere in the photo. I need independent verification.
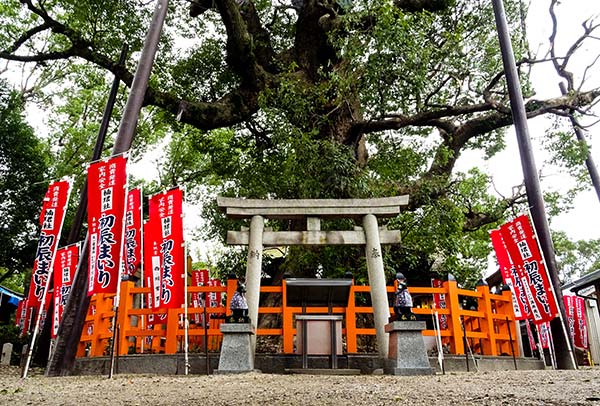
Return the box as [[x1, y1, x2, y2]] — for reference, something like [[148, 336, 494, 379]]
[[139, 186, 146, 355], [203, 295, 210, 375], [183, 240, 190, 376], [108, 302, 120, 378], [547, 326, 558, 370], [506, 317, 518, 370], [109, 174, 129, 379], [460, 316, 479, 372], [534, 324, 549, 368], [432, 306, 445, 374]]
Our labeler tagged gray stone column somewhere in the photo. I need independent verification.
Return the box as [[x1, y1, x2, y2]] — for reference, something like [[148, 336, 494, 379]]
[[363, 213, 390, 358], [1, 343, 13, 365], [245, 215, 264, 351]]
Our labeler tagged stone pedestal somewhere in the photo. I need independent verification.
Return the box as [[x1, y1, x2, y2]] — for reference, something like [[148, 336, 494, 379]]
[[216, 323, 257, 374], [384, 321, 434, 375]]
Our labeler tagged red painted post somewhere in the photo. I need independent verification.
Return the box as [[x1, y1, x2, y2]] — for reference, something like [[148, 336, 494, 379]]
[[445, 280, 465, 354]]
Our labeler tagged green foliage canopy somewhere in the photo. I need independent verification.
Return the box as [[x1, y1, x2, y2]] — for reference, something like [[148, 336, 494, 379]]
[[0, 79, 50, 285]]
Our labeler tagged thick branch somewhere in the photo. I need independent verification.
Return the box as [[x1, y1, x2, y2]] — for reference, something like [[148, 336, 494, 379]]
[[391, 89, 600, 211], [428, 89, 600, 176], [354, 103, 492, 135], [0, 1, 134, 84], [214, 0, 271, 87], [462, 193, 526, 231], [1, 22, 52, 54], [147, 86, 260, 130]]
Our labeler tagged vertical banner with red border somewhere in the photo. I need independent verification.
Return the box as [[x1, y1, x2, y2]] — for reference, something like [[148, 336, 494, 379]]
[[564, 294, 576, 348], [40, 293, 52, 331], [498, 215, 557, 323], [52, 243, 80, 338], [124, 188, 142, 279], [87, 155, 128, 296], [143, 218, 161, 325], [564, 295, 589, 349], [490, 229, 529, 320], [191, 269, 209, 324], [537, 321, 551, 349], [207, 279, 222, 308], [430, 278, 448, 330], [574, 296, 588, 349], [207, 278, 222, 349], [25, 179, 71, 331], [525, 320, 537, 353], [148, 188, 185, 310], [15, 298, 27, 334], [142, 221, 155, 327]]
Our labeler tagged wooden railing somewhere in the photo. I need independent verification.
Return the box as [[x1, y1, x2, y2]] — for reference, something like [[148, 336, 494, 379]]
[[77, 279, 518, 358]]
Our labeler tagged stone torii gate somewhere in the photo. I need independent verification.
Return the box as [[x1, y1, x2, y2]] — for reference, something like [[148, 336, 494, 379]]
[[217, 196, 409, 358]]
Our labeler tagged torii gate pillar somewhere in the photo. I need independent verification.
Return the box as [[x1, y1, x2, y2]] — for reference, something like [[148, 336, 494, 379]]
[[245, 215, 264, 351], [363, 214, 390, 357]]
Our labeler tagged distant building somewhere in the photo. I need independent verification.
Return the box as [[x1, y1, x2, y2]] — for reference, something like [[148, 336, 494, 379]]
[[563, 270, 600, 365], [0, 285, 23, 324]]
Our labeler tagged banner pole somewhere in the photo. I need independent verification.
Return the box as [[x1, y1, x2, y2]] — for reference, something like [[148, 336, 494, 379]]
[[140, 187, 145, 355], [534, 323, 549, 367], [183, 187, 190, 376], [432, 306, 445, 374], [108, 166, 130, 379], [547, 324, 558, 370], [506, 316, 518, 370]]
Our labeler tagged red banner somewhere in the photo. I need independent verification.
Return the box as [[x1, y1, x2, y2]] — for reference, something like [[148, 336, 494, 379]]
[[87, 155, 128, 296], [143, 219, 162, 325], [191, 269, 209, 324], [26, 180, 71, 323], [564, 295, 589, 349], [124, 188, 142, 279], [575, 296, 588, 349], [525, 320, 537, 353], [148, 188, 185, 309], [490, 229, 529, 320], [144, 275, 156, 327], [15, 298, 27, 334], [207, 279, 222, 308], [52, 244, 80, 338], [498, 215, 557, 323], [537, 321, 551, 349], [430, 278, 448, 330]]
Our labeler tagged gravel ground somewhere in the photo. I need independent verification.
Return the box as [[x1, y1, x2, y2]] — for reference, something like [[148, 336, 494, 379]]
[[1, 366, 600, 405]]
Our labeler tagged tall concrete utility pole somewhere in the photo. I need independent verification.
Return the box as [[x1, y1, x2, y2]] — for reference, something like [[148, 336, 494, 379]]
[[491, 0, 576, 369], [46, 0, 170, 376]]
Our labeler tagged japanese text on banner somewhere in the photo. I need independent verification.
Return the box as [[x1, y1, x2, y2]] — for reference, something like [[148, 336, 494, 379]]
[[498, 215, 557, 323], [87, 156, 128, 296]]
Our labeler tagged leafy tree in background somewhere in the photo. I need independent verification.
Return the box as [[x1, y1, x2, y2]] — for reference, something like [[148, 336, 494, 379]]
[[1, 0, 599, 286], [0, 79, 50, 289], [553, 231, 600, 284]]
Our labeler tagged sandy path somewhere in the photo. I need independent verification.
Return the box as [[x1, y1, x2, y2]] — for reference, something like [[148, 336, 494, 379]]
[[1, 367, 599, 405]]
